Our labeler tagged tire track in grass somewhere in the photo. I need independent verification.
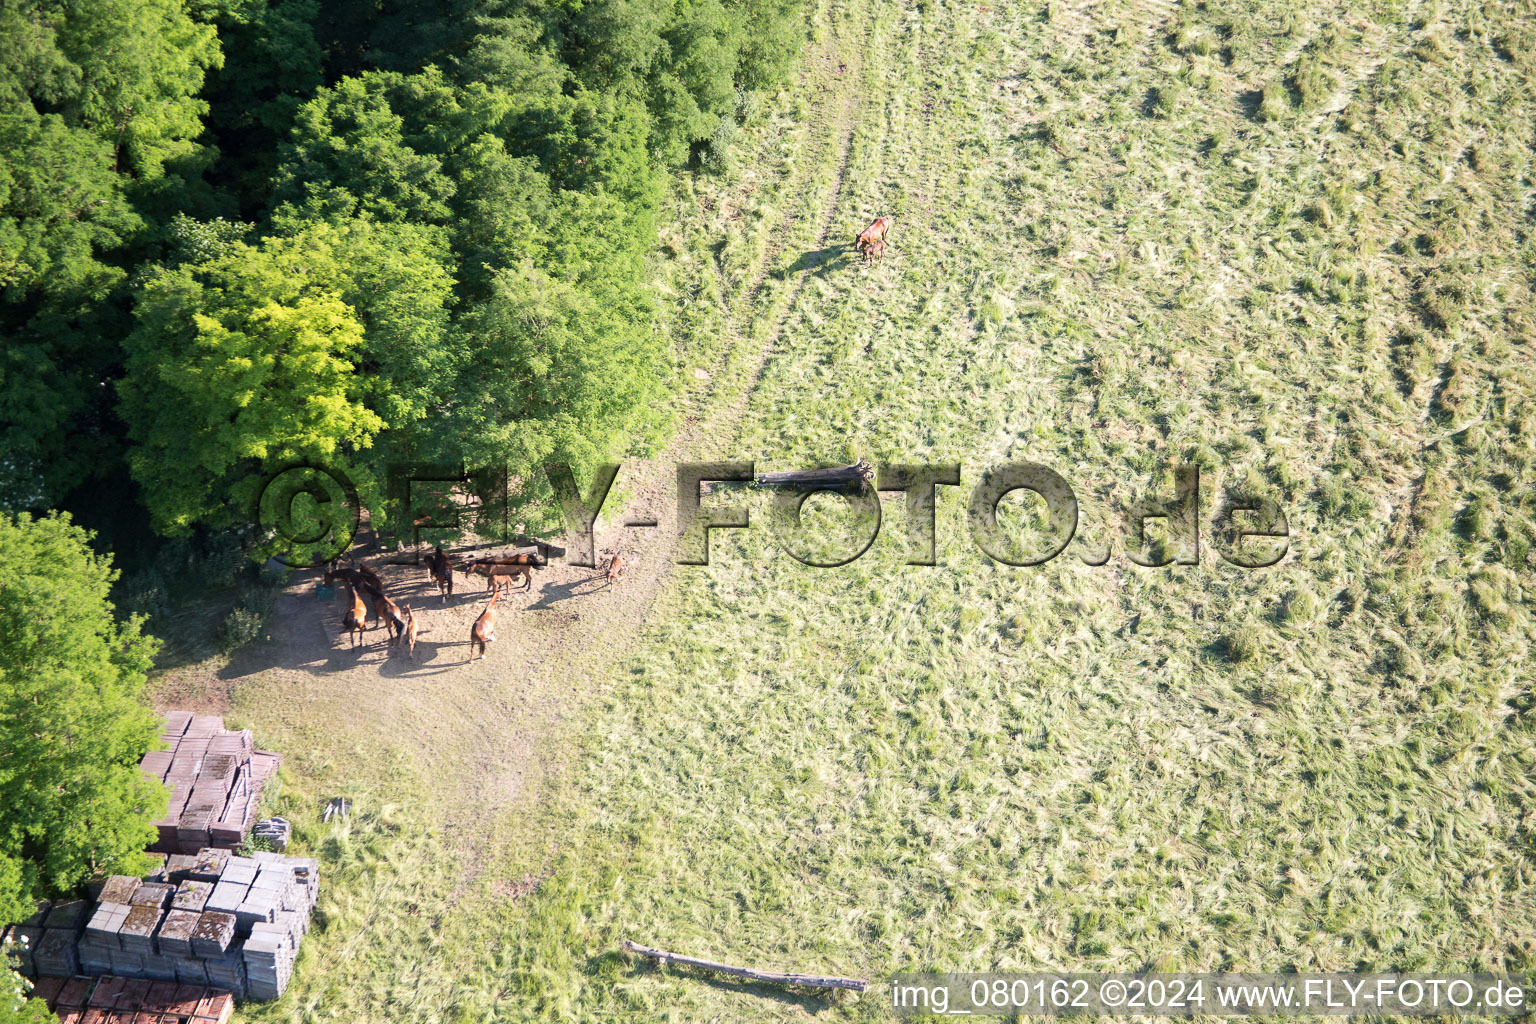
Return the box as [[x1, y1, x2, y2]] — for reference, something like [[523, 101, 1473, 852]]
[[435, 0, 881, 885]]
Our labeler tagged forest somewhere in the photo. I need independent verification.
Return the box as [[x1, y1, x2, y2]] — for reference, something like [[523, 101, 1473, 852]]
[[2, 0, 802, 544]]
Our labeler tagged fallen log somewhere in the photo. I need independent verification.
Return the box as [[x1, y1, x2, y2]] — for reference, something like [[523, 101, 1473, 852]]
[[622, 940, 868, 993], [755, 459, 874, 489]]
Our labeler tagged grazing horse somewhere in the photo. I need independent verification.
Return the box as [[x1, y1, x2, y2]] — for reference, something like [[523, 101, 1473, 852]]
[[604, 551, 626, 586], [324, 562, 383, 594], [469, 589, 499, 662], [341, 584, 367, 649], [400, 605, 418, 658], [367, 589, 407, 646], [462, 552, 546, 593], [425, 546, 454, 602], [325, 566, 386, 625], [855, 216, 892, 256]]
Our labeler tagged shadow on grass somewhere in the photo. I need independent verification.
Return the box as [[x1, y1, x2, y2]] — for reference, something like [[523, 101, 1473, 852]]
[[782, 242, 855, 279], [600, 952, 845, 1014]]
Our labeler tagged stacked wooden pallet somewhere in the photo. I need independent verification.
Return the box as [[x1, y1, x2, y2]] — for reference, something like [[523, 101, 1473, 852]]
[[27, 976, 235, 1024], [12, 847, 319, 1003], [141, 713, 282, 853]]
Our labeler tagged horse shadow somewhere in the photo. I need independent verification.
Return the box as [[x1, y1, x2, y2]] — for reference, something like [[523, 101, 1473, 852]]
[[373, 638, 468, 676], [525, 574, 611, 610], [782, 242, 854, 279]]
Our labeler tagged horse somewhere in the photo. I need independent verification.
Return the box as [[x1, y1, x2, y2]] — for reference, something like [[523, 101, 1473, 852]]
[[400, 605, 418, 658], [425, 546, 454, 602], [371, 590, 408, 646], [603, 551, 626, 586], [341, 584, 367, 649], [462, 552, 546, 593], [469, 589, 499, 662], [862, 238, 886, 265], [855, 216, 892, 255], [324, 561, 383, 595]]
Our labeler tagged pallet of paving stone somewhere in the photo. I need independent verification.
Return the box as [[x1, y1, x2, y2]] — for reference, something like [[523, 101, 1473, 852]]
[[131, 883, 174, 910], [143, 714, 283, 854], [59, 846, 321, 1002], [117, 905, 163, 957], [171, 880, 212, 914], [161, 711, 193, 743], [45, 900, 90, 931], [202, 950, 246, 994], [186, 715, 222, 739], [187, 849, 230, 883], [189, 912, 237, 958], [154, 910, 200, 958], [208, 768, 250, 845], [34, 975, 235, 1024], [34, 927, 82, 977], [98, 876, 140, 907]]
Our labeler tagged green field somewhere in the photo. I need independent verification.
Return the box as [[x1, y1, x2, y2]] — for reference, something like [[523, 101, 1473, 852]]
[[202, 0, 1536, 1019]]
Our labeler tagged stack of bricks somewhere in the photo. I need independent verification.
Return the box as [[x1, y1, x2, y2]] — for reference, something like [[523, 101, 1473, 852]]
[[26, 976, 235, 1024], [8, 848, 319, 1003], [142, 713, 283, 854], [32, 899, 89, 977]]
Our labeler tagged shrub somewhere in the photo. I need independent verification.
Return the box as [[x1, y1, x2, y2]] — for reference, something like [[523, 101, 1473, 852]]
[[218, 606, 268, 652], [1223, 625, 1263, 663], [1258, 81, 1292, 121]]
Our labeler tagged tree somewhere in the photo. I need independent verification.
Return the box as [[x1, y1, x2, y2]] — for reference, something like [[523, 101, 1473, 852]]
[[118, 219, 458, 534], [0, 960, 56, 1024], [0, 513, 164, 931], [0, 0, 221, 297]]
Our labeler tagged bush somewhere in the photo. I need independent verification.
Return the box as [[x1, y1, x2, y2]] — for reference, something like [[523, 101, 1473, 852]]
[[1223, 625, 1263, 663], [218, 606, 268, 652], [1257, 81, 1292, 121]]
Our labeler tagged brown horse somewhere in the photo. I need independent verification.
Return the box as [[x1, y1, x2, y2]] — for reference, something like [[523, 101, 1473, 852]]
[[400, 605, 418, 658], [324, 562, 383, 594], [371, 590, 408, 646], [462, 553, 546, 593], [341, 584, 367, 649], [862, 238, 886, 265], [326, 564, 401, 633], [603, 550, 626, 586], [855, 216, 892, 255], [469, 589, 499, 661], [425, 546, 454, 602]]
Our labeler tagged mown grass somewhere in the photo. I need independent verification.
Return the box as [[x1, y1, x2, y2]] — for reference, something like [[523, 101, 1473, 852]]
[[231, 0, 1535, 1019]]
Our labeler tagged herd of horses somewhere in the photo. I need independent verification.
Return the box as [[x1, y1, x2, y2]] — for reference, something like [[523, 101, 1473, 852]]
[[323, 546, 625, 662]]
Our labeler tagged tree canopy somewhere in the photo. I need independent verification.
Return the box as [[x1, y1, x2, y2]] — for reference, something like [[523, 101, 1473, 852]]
[[0, 513, 164, 927], [1, 0, 805, 536]]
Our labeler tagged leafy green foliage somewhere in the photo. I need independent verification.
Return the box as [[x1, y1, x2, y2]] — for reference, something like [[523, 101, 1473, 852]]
[[0, 0, 223, 512], [119, 220, 465, 532], [0, 513, 164, 928], [3, 0, 807, 556], [0, 960, 55, 1024]]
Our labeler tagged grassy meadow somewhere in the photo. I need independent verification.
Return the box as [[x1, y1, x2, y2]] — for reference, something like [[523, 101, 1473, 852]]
[[216, 0, 1536, 1019]]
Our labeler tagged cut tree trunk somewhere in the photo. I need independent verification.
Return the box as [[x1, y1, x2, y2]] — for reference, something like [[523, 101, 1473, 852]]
[[755, 459, 874, 489]]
